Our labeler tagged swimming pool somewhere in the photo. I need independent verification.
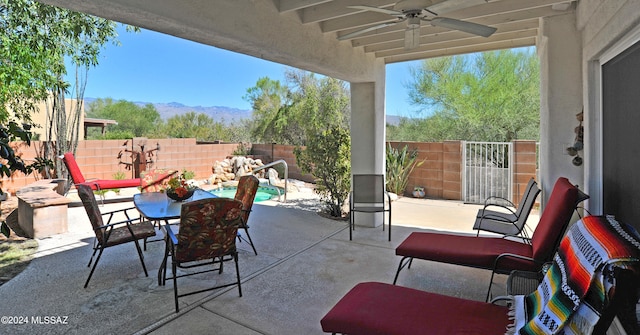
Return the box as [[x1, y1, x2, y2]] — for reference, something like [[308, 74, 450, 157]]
[[208, 186, 280, 202]]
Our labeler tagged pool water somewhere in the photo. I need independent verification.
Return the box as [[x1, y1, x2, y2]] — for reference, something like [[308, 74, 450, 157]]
[[208, 186, 280, 202]]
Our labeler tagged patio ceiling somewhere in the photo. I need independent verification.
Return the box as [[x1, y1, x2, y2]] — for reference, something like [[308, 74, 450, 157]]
[[38, 0, 577, 80], [282, 0, 574, 63]]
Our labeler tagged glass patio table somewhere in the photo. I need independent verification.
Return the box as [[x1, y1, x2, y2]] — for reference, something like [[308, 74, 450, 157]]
[[133, 188, 217, 284], [133, 188, 216, 222]]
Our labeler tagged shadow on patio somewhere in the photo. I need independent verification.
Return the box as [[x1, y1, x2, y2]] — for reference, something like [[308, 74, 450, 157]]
[[0, 194, 533, 334]]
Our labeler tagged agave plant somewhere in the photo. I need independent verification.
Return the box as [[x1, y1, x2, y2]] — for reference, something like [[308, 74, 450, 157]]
[[386, 144, 423, 196]]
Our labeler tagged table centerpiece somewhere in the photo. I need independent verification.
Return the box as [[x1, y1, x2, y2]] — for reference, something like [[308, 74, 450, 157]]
[[166, 171, 197, 201]]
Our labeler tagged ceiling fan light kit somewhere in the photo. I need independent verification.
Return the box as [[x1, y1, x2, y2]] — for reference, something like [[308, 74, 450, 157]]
[[405, 27, 420, 49], [342, 0, 496, 49]]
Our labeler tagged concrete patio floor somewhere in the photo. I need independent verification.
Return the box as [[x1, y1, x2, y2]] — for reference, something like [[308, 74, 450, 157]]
[[0, 190, 539, 335]]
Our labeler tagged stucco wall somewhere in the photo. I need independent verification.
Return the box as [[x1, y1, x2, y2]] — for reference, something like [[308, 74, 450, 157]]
[[538, 12, 584, 205]]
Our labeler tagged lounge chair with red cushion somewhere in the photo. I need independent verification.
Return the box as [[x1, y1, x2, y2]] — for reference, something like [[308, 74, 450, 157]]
[[62, 152, 141, 191], [393, 177, 585, 301], [322, 215, 640, 335]]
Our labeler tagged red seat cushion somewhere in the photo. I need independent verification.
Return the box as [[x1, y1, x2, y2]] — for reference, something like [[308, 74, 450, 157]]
[[396, 232, 537, 272], [82, 178, 141, 190], [321, 282, 509, 335], [64, 152, 141, 191]]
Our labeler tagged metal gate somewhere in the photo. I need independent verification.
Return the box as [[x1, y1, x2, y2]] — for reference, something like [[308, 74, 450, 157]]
[[462, 141, 513, 204]]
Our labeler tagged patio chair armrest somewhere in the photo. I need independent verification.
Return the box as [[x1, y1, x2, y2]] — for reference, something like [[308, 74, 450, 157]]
[[481, 203, 517, 216], [493, 252, 544, 273], [102, 206, 140, 224], [475, 213, 519, 232], [490, 296, 512, 305], [501, 234, 532, 244], [166, 224, 179, 246], [100, 206, 138, 217], [483, 196, 516, 209]]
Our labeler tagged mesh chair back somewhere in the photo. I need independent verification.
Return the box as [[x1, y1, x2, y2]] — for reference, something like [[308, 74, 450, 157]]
[[234, 175, 259, 223], [76, 184, 106, 244], [352, 174, 385, 204], [513, 181, 541, 232], [514, 178, 539, 218], [62, 152, 86, 184], [175, 198, 243, 262], [140, 169, 178, 193]]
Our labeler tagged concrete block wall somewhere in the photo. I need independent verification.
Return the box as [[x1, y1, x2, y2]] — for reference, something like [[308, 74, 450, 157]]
[[443, 141, 463, 200], [252, 143, 314, 183], [4, 139, 238, 194], [388, 140, 537, 204], [4, 139, 537, 204], [512, 140, 539, 205], [388, 141, 463, 200]]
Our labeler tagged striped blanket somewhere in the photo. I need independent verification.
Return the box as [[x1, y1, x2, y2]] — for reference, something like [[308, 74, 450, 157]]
[[508, 215, 640, 335]]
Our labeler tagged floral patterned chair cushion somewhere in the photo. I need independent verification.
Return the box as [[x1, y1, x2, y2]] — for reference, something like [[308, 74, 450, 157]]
[[163, 197, 245, 312], [234, 175, 260, 254], [174, 198, 243, 262], [140, 169, 178, 193], [234, 175, 259, 225]]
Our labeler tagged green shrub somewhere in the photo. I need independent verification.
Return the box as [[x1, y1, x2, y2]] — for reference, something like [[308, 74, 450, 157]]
[[25, 156, 55, 180], [113, 171, 127, 180], [181, 169, 196, 180], [233, 142, 252, 156], [294, 126, 351, 217], [386, 144, 423, 196]]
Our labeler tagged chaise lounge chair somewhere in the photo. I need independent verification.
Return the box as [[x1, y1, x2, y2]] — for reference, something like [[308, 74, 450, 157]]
[[321, 215, 640, 335], [393, 177, 585, 301], [62, 152, 141, 191]]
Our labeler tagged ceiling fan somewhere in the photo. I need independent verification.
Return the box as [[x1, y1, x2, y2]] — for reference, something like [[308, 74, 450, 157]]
[[339, 0, 497, 50]]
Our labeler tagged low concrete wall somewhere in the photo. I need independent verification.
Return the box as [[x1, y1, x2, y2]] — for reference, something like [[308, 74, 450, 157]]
[[16, 179, 70, 238]]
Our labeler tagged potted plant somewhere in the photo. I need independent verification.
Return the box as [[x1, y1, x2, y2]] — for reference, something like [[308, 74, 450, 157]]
[[412, 186, 425, 198], [166, 170, 197, 201]]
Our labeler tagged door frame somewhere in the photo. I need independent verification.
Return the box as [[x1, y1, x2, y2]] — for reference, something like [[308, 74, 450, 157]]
[[587, 25, 640, 214]]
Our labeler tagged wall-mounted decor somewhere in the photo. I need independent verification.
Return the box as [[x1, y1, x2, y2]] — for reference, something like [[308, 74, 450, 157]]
[[566, 111, 584, 166]]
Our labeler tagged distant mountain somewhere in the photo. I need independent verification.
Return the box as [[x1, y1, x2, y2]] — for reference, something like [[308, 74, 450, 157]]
[[386, 115, 401, 126], [84, 98, 252, 125], [84, 97, 402, 126]]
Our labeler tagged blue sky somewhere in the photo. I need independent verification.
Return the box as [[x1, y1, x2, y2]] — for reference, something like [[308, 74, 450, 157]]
[[76, 27, 423, 117]]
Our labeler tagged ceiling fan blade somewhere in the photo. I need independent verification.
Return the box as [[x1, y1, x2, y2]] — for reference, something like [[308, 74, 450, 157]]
[[428, 17, 497, 37], [404, 26, 420, 50], [338, 21, 400, 41], [426, 0, 488, 15], [348, 5, 404, 17]]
